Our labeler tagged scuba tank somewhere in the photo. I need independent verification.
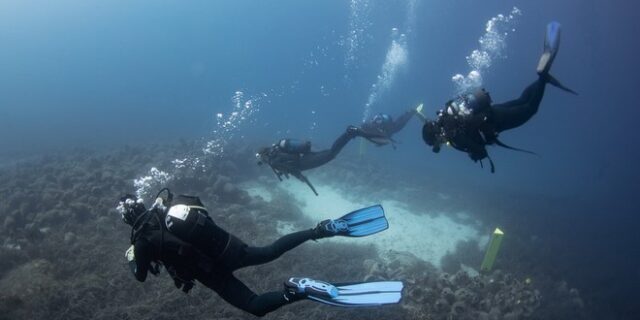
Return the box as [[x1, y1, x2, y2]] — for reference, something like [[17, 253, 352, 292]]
[[462, 89, 492, 114], [278, 139, 311, 154], [157, 189, 246, 268]]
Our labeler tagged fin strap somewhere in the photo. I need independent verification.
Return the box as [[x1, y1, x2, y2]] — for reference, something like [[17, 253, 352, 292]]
[[544, 73, 578, 95], [494, 138, 538, 155]]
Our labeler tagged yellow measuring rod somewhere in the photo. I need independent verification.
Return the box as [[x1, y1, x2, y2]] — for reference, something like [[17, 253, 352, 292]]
[[480, 227, 504, 272]]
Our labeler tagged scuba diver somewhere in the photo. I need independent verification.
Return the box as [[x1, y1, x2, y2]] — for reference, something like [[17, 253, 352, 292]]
[[256, 126, 382, 195], [118, 189, 402, 317], [421, 22, 577, 173], [359, 108, 420, 149]]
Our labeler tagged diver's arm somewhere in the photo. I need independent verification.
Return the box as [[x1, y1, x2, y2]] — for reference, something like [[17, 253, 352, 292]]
[[449, 129, 489, 161], [269, 154, 300, 179], [271, 166, 284, 181], [130, 239, 152, 282], [466, 140, 489, 161]]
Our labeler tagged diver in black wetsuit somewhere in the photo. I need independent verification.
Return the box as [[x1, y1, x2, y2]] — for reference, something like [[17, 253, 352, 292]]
[[119, 191, 395, 317], [256, 126, 379, 195], [359, 109, 418, 149], [421, 22, 577, 172]]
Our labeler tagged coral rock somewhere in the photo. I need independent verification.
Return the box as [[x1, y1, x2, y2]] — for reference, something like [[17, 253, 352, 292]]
[[64, 232, 76, 244], [434, 298, 450, 313], [441, 287, 455, 303]]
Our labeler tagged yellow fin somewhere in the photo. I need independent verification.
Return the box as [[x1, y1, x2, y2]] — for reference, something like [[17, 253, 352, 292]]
[[415, 103, 427, 122]]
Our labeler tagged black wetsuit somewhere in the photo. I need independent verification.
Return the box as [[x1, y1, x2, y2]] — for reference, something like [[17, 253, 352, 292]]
[[426, 77, 547, 168], [129, 210, 316, 317], [261, 128, 361, 195], [270, 131, 354, 172], [490, 77, 547, 132], [361, 110, 416, 147]]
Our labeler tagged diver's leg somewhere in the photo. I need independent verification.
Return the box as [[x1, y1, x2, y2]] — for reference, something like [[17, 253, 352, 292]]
[[328, 129, 356, 159], [299, 128, 356, 170], [299, 150, 332, 170], [491, 21, 580, 131], [491, 77, 546, 132], [389, 109, 417, 135], [208, 274, 293, 317], [237, 229, 316, 268]]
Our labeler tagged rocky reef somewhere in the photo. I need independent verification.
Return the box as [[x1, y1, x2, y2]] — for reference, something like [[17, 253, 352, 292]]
[[0, 143, 589, 319]]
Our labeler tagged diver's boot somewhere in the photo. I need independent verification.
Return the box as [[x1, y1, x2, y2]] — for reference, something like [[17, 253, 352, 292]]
[[312, 219, 348, 239], [283, 277, 404, 307], [283, 277, 338, 302], [312, 205, 388, 239]]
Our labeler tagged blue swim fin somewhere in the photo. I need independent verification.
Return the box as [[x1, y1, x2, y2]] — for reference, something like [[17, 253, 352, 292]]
[[285, 277, 403, 307], [536, 22, 578, 95], [329, 205, 389, 237], [537, 22, 561, 76]]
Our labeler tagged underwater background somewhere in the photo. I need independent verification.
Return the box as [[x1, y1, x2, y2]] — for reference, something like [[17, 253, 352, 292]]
[[0, 0, 638, 319]]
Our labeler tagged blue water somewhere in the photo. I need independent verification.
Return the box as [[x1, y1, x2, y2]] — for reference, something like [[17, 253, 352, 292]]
[[1, 0, 638, 318]]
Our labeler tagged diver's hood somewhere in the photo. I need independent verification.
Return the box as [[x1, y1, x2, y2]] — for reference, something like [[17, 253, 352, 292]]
[[256, 152, 264, 165], [422, 121, 440, 146]]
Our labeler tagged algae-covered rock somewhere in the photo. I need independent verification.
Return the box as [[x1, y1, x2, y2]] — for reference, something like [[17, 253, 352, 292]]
[[0, 259, 55, 319]]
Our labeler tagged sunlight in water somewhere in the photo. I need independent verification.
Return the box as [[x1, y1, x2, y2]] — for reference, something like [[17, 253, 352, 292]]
[[202, 91, 262, 158], [360, 0, 419, 120], [345, 0, 372, 68], [363, 29, 409, 120], [133, 91, 263, 198]]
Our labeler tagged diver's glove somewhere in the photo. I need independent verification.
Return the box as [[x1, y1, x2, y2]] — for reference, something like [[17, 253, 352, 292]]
[[166, 266, 195, 294], [125, 245, 135, 262], [149, 262, 162, 276], [174, 279, 195, 294]]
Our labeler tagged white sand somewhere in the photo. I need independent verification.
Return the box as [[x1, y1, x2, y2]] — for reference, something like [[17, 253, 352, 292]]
[[243, 184, 274, 202], [243, 178, 483, 269]]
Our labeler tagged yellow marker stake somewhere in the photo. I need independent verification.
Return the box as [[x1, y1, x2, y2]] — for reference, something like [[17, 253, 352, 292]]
[[480, 228, 504, 272]]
